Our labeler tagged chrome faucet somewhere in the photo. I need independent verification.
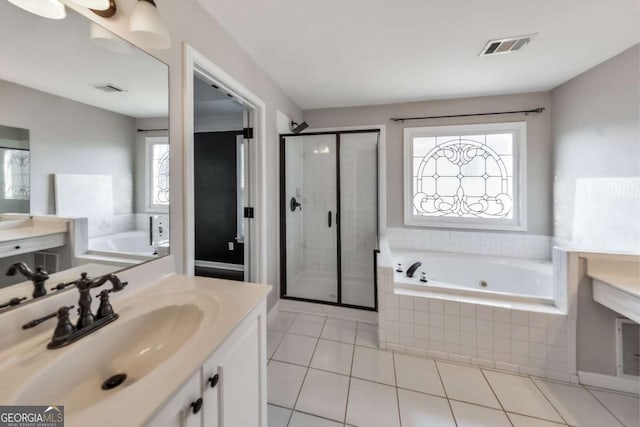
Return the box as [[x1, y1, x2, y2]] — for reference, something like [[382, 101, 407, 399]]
[[22, 272, 127, 349], [6, 262, 50, 299]]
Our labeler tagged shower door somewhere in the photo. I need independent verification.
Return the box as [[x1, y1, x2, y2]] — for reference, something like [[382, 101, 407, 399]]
[[280, 130, 379, 310], [281, 134, 339, 303]]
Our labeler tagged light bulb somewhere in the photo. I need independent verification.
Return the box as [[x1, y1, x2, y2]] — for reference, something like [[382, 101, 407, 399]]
[[70, 0, 110, 10], [129, 0, 171, 50], [6, 0, 66, 20]]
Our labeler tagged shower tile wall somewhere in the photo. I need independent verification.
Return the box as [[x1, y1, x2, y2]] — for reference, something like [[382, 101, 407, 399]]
[[302, 136, 337, 275], [340, 135, 377, 279], [285, 141, 304, 288]]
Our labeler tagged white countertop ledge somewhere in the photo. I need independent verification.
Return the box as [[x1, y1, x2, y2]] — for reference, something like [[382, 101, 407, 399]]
[[0, 274, 271, 427], [587, 260, 640, 298]]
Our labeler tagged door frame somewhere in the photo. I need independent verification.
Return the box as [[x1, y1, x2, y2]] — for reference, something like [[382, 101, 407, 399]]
[[184, 44, 267, 283], [279, 129, 382, 311]]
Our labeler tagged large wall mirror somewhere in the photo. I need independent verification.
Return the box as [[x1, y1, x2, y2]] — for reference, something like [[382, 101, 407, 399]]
[[0, 2, 169, 312]]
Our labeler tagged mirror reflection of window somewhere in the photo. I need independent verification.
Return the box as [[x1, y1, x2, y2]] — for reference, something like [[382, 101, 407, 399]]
[[2, 148, 30, 200], [147, 136, 170, 212]]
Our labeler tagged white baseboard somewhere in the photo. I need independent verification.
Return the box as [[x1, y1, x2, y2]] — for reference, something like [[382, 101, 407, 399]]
[[578, 371, 640, 394], [267, 301, 280, 323], [195, 260, 244, 271]]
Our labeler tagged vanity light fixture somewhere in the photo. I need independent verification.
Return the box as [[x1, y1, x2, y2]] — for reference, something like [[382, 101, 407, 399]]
[[90, 22, 133, 54], [70, 0, 110, 10], [6, 0, 66, 19], [129, 0, 171, 50]]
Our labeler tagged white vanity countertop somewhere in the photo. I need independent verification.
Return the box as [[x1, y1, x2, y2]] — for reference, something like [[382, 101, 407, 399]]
[[0, 273, 271, 427], [587, 259, 640, 297], [0, 221, 67, 243]]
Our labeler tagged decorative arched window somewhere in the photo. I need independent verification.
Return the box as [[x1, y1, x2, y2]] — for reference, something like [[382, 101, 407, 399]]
[[3, 149, 30, 200], [146, 136, 170, 212], [404, 122, 527, 230]]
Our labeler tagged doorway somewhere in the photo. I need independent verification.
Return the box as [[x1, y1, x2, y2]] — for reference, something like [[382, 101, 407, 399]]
[[184, 42, 269, 282], [280, 130, 380, 310], [192, 75, 249, 280]]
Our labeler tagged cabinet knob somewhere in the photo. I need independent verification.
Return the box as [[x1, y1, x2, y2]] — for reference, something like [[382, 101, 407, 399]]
[[14, 245, 20, 250], [208, 374, 219, 388], [190, 397, 203, 414]]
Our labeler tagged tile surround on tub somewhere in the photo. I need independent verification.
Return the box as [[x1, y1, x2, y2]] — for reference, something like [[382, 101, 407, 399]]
[[387, 227, 552, 260], [376, 261, 578, 382]]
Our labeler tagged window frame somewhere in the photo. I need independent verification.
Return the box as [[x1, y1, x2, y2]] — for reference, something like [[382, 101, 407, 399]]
[[145, 136, 170, 213], [403, 121, 527, 231]]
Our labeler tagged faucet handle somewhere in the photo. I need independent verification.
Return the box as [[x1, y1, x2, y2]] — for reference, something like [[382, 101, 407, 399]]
[[22, 306, 75, 330]]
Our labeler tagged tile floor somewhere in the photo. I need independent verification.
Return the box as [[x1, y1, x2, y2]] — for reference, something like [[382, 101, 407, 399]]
[[267, 310, 640, 427]]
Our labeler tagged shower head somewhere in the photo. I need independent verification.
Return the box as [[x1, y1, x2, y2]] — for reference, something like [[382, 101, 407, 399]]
[[291, 121, 309, 134]]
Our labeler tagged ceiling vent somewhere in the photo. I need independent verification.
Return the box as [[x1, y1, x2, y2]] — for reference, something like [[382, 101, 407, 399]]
[[92, 83, 126, 93], [480, 34, 535, 56]]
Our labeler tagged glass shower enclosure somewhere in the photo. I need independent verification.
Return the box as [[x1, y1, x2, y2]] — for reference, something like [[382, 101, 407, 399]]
[[280, 130, 379, 310]]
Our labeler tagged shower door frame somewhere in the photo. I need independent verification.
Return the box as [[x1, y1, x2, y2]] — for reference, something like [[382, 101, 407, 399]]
[[279, 129, 380, 312]]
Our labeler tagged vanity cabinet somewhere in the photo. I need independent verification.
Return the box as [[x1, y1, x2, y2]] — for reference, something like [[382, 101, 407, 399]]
[[146, 300, 266, 427]]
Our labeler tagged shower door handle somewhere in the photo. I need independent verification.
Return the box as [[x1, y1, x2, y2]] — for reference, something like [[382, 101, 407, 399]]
[[328, 211, 332, 228]]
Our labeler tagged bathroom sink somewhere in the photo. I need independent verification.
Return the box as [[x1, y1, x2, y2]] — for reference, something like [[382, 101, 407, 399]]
[[13, 301, 207, 413]]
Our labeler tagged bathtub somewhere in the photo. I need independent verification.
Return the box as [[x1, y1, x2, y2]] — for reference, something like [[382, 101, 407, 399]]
[[89, 230, 157, 257], [391, 249, 555, 309]]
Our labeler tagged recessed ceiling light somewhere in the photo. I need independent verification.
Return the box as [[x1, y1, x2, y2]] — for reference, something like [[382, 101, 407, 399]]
[[480, 34, 537, 57]]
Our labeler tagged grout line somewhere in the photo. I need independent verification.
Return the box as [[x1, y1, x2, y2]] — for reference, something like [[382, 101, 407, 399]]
[[528, 376, 570, 425], [343, 323, 357, 425], [391, 352, 402, 426], [433, 357, 459, 427], [505, 412, 568, 426], [286, 333, 323, 427], [583, 387, 628, 427], [479, 368, 508, 412]]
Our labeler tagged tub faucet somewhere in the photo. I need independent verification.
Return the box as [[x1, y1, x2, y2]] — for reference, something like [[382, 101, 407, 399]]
[[6, 262, 49, 299], [406, 262, 422, 278]]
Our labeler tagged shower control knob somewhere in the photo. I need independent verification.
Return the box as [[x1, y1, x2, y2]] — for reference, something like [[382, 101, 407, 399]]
[[420, 272, 428, 283], [396, 263, 403, 273]]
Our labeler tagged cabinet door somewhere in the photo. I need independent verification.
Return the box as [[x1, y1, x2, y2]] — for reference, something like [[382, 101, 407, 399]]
[[202, 301, 267, 427], [146, 371, 202, 427]]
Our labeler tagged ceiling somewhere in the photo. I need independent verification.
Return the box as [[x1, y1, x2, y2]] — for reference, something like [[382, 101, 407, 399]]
[[197, 0, 640, 110], [194, 76, 246, 117], [0, 2, 168, 118]]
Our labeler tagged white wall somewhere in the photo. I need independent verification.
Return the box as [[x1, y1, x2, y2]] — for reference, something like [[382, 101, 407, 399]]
[[0, 79, 135, 215], [551, 44, 640, 241], [304, 91, 553, 236], [551, 44, 640, 377], [69, 0, 303, 310]]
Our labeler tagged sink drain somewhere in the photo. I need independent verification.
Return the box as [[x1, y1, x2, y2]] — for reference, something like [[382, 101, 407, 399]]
[[102, 373, 127, 390]]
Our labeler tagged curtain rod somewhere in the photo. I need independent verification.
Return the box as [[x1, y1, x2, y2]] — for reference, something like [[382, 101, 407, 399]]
[[390, 108, 545, 123], [137, 128, 169, 132]]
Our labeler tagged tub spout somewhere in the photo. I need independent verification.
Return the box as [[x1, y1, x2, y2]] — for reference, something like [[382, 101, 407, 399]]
[[406, 262, 422, 278]]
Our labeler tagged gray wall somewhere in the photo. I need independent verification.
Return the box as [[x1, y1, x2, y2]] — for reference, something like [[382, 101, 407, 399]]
[[0, 79, 136, 215], [552, 44, 640, 241], [552, 45, 640, 376], [304, 92, 553, 235], [69, 0, 304, 311]]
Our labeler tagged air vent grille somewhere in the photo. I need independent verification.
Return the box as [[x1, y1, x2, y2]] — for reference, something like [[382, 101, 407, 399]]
[[480, 34, 535, 56], [619, 320, 640, 377], [92, 83, 125, 93]]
